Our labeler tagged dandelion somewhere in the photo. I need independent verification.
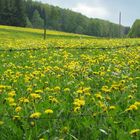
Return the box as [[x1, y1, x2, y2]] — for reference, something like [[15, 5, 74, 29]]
[[73, 98, 85, 107], [74, 107, 80, 112], [125, 104, 138, 112], [35, 90, 43, 93], [8, 91, 16, 97], [54, 86, 61, 92], [129, 129, 140, 136], [15, 106, 22, 112], [134, 101, 140, 106], [19, 97, 29, 103], [0, 121, 4, 125], [64, 88, 70, 92], [13, 115, 21, 120], [30, 93, 42, 100], [30, 112, 41, 119], [44, 109, 53, 114], [109, 106, 116, 110], [95, 93, 103, 100]]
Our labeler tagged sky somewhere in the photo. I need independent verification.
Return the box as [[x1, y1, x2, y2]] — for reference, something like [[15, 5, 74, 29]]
[[36, 0, 140, 27]]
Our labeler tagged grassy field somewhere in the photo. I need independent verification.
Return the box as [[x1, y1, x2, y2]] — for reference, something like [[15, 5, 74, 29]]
[[0, 25, 140, 140]]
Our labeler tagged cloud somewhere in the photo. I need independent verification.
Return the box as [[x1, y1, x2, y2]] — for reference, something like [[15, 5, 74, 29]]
[[72, 3, 109, 19]]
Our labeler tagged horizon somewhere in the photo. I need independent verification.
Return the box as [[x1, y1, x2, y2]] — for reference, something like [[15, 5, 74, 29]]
[[35, 0, 140, 27]]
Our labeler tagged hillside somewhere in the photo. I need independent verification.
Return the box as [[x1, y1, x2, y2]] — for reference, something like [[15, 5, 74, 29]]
[[0, 25, 139, 51], [0, 0, 130, 37], [0, 25, 92, 40]]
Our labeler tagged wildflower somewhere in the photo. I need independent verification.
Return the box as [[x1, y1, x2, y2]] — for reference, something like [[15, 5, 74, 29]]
[[35, 90, 43, 93], [95, 93, 103, 100], [44, 109, 53, 114], [15, 106, 22, 113], [129, 105, 138, 110], [101, 86, 111, 93], [61, 126, 69, 133], [8, 91, 16, 97], [76, 89, 83, 94], [134, 101, 140, 106], [0, 85, 6, 89], [39, 138, 45, 140], [125, 104, 138, 112], [74, 107, 80, 112], [129, 129, 140, 136], [128, 95, 134, 99], [49, 96, 59, 104], [30, 121, 35, 127], [64, 88, 70, 93], [109, 106, 116, 110], [30, 112, 41, 119], [73, 98, 85, 107], [27, 87, 32, 92], [5, 97, 15, 103], [10, 103, 17, 107], [30, 93, 42, 100], [0, 121, 4, 125], [13, 115, 21, 120], [54, 86, 61, 92], [19, 97, 29, 103]]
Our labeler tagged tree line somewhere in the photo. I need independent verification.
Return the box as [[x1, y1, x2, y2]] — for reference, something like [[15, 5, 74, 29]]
[[0, 0, 130, 37]]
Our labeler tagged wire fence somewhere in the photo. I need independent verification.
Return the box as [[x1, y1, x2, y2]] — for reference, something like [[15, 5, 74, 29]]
[[1, 111, 140, 121], [0, 43, 140, 52]]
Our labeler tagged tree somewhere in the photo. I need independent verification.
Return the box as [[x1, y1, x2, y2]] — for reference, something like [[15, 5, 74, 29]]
[[14, 0, 26, 26], [75, 26, 84, 34], [26, 17, 32, 27], [31, 10, 44, 28], [128, 20, 140, 38]]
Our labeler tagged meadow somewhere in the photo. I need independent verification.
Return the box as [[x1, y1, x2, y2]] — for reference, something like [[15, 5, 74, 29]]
[[0, 25, 140, 140]]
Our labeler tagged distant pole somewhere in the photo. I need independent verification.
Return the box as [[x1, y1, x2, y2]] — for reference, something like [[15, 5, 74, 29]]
[[44, 11, 47, 40], [44, 26, 46, 40], [119, 11, 122, 38]]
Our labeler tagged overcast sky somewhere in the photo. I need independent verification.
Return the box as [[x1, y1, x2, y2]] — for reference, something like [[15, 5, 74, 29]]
[[36, 0, 139, 26]]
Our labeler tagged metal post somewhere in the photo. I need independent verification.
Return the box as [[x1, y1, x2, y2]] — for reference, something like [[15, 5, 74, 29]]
[[119, 11, 122, 38], [44, 11, 47, 40]]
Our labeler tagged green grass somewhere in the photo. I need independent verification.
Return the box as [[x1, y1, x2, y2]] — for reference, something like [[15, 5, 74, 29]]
[[0, 25, 93, 39], [0, 25, 140, 140]]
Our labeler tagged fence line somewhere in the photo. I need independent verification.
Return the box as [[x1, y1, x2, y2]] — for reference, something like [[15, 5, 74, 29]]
[[0, 44, 140, 52], [1, 112, 140, 121]]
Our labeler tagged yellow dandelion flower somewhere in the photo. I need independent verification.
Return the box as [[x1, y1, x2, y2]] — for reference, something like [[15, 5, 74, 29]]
[[109, 106, 116, 110], [134, 101, 140, 106], [44, 109, 53, 114], [30, 112, 41, 119], [0, 121, 4, 125], [74, 107, 80, 112], [19, 97, 29, 103], [30, 93, 42, 100], [128, 95, 134, 99], [125, 104, 138, 112], [35, 90, 43, 93], [129, 105, 138, 110], [54, 86, 61, 92], [13, 115, 21, 120], [73, 98, 85, 107], [130, 129, 140, 135], [15, 106, 22, 112], [95, 93, 103, 100], [8, 91, 16, 97], [64, 88, 70, 92]]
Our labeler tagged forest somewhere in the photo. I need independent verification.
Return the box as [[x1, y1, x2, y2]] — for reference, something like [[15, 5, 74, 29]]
[[0, 0, 131, 37]]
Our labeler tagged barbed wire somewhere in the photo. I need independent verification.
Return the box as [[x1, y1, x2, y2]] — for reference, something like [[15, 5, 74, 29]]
[[0, 44, 140, 52], [1, 112, 140, 121]]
